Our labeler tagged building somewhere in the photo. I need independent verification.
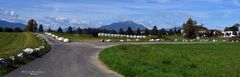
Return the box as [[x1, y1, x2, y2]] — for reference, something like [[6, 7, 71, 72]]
[[222, 31, 240, 37]]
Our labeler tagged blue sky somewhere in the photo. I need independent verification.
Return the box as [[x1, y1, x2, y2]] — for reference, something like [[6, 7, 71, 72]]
[[0, 0, 240, 29]]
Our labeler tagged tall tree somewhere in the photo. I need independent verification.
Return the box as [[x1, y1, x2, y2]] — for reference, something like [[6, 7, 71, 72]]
[[66, 26, 73, 33], [57, 27, 63, 33], [76, 27, 82, 34], [159, 29, 166, 35], [0, 27, 3, 32], [136, 28, 141, 35], [25, 19, 38, 32], [111, 29, 117, 34], [119, 28, 124, 34], [127, 26, 133, 35], [47, 27, 52, 32], [14, 27, 22, 32], [173, 27, 177, 35], [176, 28, 181, 35], [183, 18, 196, 39], [38, 24, 44, 32], [169, 29, 174, 35], [151, 26, 158, 35], [144, 28, 149, 35]]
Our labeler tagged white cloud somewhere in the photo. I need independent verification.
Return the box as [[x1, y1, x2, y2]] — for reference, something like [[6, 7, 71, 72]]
[[0, 8, 23, 23], [40, 16, 93, 29]]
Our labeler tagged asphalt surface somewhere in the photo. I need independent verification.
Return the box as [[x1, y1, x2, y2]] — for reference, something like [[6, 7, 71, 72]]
[[4, 34, 122, 77]]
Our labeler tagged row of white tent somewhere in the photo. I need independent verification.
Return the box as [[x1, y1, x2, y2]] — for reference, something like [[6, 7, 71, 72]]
[[98, 33, 146, 39], [100, 38, 230, 42], [45, 32, 69, 43]]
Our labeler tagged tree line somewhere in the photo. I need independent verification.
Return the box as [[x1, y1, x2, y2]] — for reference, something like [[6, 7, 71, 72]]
[[18, 19, 182, 36], [1, 18, 239, 39]]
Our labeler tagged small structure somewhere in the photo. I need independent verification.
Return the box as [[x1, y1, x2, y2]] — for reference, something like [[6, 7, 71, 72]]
[[106, 39, 112, 42], [149, 39, 154, 42], [23, 48, 34, 54], [58, 37, 64, 41], [63, 39, 69, 43], [222, 31, 237, 37], [119, 39, 124, 42]]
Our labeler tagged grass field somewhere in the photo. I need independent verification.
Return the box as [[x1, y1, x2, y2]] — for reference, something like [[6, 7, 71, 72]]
[[0, 32, 42, 58], [53, 33, 99, 41], [100, 43, 240, 77], [53, 33, 149, 42]]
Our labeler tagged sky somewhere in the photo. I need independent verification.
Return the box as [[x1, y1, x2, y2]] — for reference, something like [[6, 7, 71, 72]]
[[0, 0, 240, 30]]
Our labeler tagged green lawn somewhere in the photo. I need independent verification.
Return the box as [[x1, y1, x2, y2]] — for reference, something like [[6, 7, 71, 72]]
[[0, 32, 42, 58], [53, 33, 99, 41], [100, 43, 240, 77]]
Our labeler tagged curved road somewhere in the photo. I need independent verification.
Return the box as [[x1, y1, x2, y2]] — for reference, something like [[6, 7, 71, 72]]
[[4, 34, 122, 77]]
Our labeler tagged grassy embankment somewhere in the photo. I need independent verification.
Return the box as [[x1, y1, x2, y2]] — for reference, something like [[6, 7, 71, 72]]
[[0, 32, 50, 75], [0, 32, 42, 58], [100, 43, 240, 77]]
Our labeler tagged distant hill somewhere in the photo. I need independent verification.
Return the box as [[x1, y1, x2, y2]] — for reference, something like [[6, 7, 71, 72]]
[[99, 21, 147, 31], [0, 20, 25, 29]]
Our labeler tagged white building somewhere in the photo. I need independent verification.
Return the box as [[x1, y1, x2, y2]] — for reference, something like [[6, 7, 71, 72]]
[[222, 31, 240, 37]]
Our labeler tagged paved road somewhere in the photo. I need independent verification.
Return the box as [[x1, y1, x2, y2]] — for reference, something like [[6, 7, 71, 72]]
[[4, 34, 122, 77]]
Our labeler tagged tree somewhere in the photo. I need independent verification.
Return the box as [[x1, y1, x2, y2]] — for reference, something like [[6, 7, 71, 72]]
[[224, 23, 240, 31], [119, 28, 124, 34], [136, 28, 141, 35], [173, 27, 177, 35], [183, 18, 196, 39], [169, 29, 174, 35], [57, 27, 63, 33], [144, 28, 149, 35], [87, 27, 92, 34], [14, 27, 22, 32], [76, 27, 82, 34], [4, 27, 13, 32], [111, 29, 117, 34], [151, 26, 158, 35], [102, 29, 108, 33], [66, 26, 73, 33], [176, 28, 181, 35], [127, 26, 133, 35], [25, 19, 38, 32], [159, 29, 166, 35], [0, 27, 3, 32], [47, 27, 52, 32], [38, 24, 44, 32]]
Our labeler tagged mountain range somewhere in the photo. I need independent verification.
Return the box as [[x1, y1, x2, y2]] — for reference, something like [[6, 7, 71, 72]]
[[98, 21, 147, 31], [0, 20, 25, 29]]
